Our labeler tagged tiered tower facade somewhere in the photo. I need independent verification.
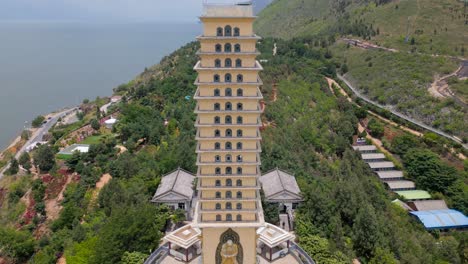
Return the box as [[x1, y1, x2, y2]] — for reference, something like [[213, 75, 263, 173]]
[[194, 3, 264, 264]]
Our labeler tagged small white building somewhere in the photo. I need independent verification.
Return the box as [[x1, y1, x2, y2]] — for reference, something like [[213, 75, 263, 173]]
[[104, 117, 117, 129], [151, 168, 195, 213], [260, 168, 303, 211]]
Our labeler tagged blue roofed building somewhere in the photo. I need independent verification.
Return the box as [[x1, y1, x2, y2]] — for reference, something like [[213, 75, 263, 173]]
[[410, 209, 468, 230]]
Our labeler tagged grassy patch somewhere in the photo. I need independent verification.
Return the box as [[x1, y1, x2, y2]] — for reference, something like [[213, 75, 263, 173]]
[[80, 135, 105, 145], [56, 154, 73, 160]]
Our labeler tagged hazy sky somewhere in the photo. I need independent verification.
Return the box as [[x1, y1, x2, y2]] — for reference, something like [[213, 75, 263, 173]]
[[0, 0, 241, 22]]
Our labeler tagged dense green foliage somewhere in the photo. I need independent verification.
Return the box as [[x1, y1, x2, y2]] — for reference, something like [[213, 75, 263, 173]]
[[33, 144, 56, 172], [32, 115, 45, 128]]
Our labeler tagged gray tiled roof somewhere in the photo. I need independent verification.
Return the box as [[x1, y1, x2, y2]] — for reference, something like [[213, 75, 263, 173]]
[[152, 168, 195, 200], [376, 170, 404, 180], [260, 168, 301, 199], [352, 145, 377, 152], [384, 180, 415, 190], [361, 153, 386, 160]]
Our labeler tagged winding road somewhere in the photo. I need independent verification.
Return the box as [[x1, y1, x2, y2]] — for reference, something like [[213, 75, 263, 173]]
[[337, 74, 467, 149]]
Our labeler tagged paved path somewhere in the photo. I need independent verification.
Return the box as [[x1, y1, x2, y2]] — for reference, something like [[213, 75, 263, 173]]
[[337, 74, 467, 149], [0, 108, 76, 179]]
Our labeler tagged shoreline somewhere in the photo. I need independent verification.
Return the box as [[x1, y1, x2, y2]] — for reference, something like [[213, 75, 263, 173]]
[[0, 106, 76, 160]]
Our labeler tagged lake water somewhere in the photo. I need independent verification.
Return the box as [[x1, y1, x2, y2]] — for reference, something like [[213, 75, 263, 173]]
[[0, 21, 200, 150]]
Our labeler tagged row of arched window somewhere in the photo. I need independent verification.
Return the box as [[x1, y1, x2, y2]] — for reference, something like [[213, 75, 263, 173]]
[[214, 142, 242, 150], [215, 179, 242, 187], [215, 43, 241, 53], [213, 74, 243, 83], [215, 202, 243, 210], [214, 58, 242, 68], [214, 116, 243, 124], [215, 214, 242, 221], [216, 26, 240, 37], [214, 154, 243, 163], [215, 191, 242, 199], [214, 102, 243, 111], [214, 88, 243, 97], [214, 129, 243, 137], [214, 167, 242, 175]]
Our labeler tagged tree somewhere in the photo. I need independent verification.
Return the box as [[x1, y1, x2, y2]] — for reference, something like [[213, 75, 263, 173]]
[[32, 115, 45, 128], [19, 152, 32, 173], [340, 63, 349, 74], [66, 151, 82, 172], [368, 118, 384, 138], [299, 235, 348, 264], [353, 205, 382, 260], [33, 144, 56, 172], [369, 248, 399, 264], [7, 158, 19, 175], [0, 227, 35, 262], [121, 252, 148, 264], [390, 134, 419, 156], [82, 98, 90, 104], [404, 149, 458, 193], [21, 130, 30, 140], [90, 118, 101, 131]]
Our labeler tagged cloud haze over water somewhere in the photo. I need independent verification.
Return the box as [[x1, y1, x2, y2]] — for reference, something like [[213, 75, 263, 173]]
[[0, 0, 244, 22]]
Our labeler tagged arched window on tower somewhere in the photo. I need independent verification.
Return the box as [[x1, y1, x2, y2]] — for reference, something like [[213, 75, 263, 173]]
[[234, 27, 240, 36], [225, 115, 232, 124], [214, 74, 220, 83], [226, 179, 232, 186], [226, 167, 232, 175], [236, 203, 242, 209], [214, 129, 221, 137], [215, 59, 221, 68], [236, 116, 243, 124], [225, 58, 232, 67], [236, 129, 243, 137], [216, 214, 221, 221], [237, 103, 243, 110], [235, 59, 242, 67], [236, 191, 242, 199], [236, 214, 242, 221], [215, 142, 221, 150], [236, 142, 242, 150], [226, 129, 232, 137], [216, 203, 221, 209], [236, 167, 242, 174], [226, 191, 232, 199], [226, 202, 232, 209], [234, 44, 241, 52], [224, 43, 232, 52], [214, 116, 221, 124], [215, 44, 222, 52], [226, 214, 233, 221], [236, 88, 243, 96], [236, 74, 243, 83], [216, 27, 223, 36], [224, 25, 232, 36], [237, 155, 243, 162], [236, 179, 242, 186], [215, 180, 221, 187], [214, 89, 221, 96], [215, 167, 221, 175], [225, 73, 232, 83], [225, 142, 232, 150], [214, 103, 220, 110], [215, 155, 221, 163], [225, 88, 232, 96], [225, 102, 232, 111], [226, 154, 232, 163], [216, 191, 221, 198]]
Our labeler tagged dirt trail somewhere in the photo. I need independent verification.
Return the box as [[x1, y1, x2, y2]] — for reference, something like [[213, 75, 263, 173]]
[[428, 64, 467, 106], [45, 175, 72, 221]]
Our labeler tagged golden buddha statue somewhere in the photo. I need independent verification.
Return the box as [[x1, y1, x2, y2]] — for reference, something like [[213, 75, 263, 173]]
[[221, 240, 238, 264]]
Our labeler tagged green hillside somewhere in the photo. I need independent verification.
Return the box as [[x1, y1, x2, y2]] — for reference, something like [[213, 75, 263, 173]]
[[256, 0, 467, 56], [256, 0, 468, 140]]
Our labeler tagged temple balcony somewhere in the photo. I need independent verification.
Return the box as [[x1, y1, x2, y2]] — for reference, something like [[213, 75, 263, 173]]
[[196, 49, 261, 56], [196, 34, 261, 40], [194, 76, 263, 86], [193, 87, 263, 100], [196, 142, 261, 153], [194, 60, 263, 71]]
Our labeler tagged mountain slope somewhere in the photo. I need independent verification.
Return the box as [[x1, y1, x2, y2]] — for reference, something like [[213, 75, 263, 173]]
[[256, 0, 467, 56]]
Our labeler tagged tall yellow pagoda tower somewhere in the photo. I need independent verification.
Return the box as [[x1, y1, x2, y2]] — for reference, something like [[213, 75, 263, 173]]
[[193, 2, 265, 263]]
